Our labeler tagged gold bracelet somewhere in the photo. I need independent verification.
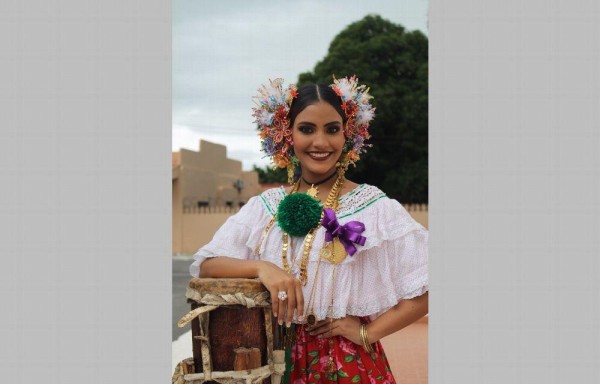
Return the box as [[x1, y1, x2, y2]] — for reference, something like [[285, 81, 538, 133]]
[[360, 324, 369, 352], [360, 324, 375, 354]]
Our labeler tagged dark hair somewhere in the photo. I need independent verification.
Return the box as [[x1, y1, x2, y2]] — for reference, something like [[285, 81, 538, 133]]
[[288, 84, 346, 127]]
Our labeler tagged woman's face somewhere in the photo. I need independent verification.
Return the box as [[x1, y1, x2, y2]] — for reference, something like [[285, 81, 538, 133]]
[[291, 101, 345, 182]]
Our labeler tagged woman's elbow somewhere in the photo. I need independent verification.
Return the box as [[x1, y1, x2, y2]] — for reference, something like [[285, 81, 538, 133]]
[[198, 262, 211, 278]]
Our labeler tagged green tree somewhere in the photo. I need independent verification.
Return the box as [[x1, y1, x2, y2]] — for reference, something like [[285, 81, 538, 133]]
[[253, 165, 287, 184], [298, 14, 428, 203]]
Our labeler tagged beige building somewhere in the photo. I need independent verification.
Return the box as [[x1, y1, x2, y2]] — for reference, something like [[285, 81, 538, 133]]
[[172, 140, 261, 254], [172, 140, 260, 208]]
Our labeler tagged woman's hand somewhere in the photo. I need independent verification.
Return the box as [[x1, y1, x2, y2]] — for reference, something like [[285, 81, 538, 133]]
[[304, 294, 429, 347], [305, 316, 366, 345], [257, 261, 304, 327]]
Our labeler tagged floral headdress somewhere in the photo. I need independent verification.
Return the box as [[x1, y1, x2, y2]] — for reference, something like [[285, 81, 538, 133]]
[[252, 78, 299, 169], [252, 75, 375, 170], [330, 75, 375, 168]]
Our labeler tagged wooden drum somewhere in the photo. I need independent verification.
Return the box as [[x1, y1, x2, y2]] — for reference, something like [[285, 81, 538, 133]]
[[175, 278, 285, 384]]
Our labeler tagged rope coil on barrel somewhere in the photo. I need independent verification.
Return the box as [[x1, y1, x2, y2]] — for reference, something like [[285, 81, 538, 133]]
[[178, 291, 271, 328], [200, 292, 270, 308], [186, 287, 270, 307]]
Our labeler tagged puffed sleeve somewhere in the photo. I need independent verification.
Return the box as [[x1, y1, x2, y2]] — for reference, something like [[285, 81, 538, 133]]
[[366, 197, 428, 298], [330, 196, 428, 318], [364, 197, 428, 316], [189, 196, 265, 277]]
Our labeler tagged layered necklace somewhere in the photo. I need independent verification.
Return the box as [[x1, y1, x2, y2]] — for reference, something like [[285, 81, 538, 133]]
[[254, 169, 345, 285]]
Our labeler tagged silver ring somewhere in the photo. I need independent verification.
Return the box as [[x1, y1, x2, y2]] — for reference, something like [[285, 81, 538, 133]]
[[278, 291, 288, 301]]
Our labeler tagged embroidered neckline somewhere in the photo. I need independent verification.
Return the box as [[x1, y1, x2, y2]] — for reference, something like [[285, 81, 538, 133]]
[[259, 184, 386, 219], [278, 183, 364, 200]]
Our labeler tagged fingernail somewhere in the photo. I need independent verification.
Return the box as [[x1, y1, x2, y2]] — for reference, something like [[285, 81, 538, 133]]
[[273, 313, 277, 317], [286, 322, 291, 328], [299, 315, 304, 321]]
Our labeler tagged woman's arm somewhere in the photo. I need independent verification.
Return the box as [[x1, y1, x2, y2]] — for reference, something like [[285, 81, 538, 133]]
[[365, 291, 428, 343], [199, 257, 305, 327], [306, 292, 428, 345], [199, 257, 263, 278]]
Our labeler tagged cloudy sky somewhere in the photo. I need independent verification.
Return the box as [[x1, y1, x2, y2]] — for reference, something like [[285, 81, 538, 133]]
[[173, 0, 428, 170]]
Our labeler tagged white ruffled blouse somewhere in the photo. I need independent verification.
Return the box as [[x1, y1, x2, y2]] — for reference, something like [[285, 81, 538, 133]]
[[190, 184, 428, 322]]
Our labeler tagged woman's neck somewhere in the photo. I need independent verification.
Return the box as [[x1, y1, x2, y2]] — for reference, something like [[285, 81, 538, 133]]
[[297, 170, 343, 202], [301, 169, 338, 187]]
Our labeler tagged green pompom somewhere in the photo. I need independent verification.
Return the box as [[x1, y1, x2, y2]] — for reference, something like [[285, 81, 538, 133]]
[[277, 193, 322, 237]]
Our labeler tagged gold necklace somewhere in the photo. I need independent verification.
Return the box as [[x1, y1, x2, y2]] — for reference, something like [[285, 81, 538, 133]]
[[325, 265, 337, 374], [254, 173, 345, 286], [285, 173, 344, 285], [302, 169, 339, 199], [304, 172, 345, 324], [304, 251, 324, 326]]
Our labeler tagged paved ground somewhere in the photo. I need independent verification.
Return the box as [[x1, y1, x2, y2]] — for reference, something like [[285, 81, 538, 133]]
[[173, 257, 194, 340], [172, 257, 427, 383]]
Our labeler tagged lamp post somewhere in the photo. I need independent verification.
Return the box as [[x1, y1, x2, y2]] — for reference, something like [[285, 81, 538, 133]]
[[233, 179, 244, 207]]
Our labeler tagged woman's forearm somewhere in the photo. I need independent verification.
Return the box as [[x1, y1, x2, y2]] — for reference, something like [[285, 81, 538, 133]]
[[199, 256, 267, 278], [199, 257, 305, 325], [367, 292, 429, 343]]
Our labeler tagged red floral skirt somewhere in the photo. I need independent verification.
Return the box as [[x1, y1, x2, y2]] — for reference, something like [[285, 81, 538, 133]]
[[289, 320, 396, 383]]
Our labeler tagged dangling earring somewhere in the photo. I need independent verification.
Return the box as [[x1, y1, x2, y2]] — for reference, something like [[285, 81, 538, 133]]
[[336, 153, 349, 178], [287, 162, 295, 185], [287, 155, 300, 185]]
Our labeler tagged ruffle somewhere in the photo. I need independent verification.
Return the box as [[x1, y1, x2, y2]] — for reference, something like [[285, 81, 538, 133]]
[[349, 198, 426, 253], [300, 219, 429, 321], [304, 196, 427, 268], [191, 185, 429, 320], [189, 196, 267, 277], [244, 188, 283, 255]]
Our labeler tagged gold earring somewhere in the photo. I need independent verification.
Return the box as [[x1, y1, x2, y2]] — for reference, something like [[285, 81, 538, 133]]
[[287, 162, 295, 184], [336, 154, 349, 177]]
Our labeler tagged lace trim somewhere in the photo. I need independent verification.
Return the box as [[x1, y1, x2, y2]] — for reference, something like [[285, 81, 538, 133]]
[[258, 187, 286, 217], [338, 183, 367, 201], [336, 184, 387, 217], [258, 184, 387, 219], [297, 283, 429, 321], [338, 193, 387, 219]]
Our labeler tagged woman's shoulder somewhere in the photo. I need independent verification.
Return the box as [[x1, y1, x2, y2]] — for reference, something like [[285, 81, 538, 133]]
[[257, 185, 287, 198], [227, 188, 282, 225], [337, 183, 389, 217], [255, 186, 287, 216], [338, 183, 424, 228]]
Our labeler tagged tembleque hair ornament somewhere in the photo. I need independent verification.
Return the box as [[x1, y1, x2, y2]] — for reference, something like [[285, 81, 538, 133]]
[[330, 75, 375, 168], [252, 78, 298, 169]]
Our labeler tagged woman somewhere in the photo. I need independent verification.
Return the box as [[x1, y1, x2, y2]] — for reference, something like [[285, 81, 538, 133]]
[[190, 76, 428, 383]]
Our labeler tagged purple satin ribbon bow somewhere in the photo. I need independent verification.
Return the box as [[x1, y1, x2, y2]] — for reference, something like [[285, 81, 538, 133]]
[[321, 208, 367, 256]]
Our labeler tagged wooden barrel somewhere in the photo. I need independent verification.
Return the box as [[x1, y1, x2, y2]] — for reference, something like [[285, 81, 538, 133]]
[[186, 278, 278, 383]]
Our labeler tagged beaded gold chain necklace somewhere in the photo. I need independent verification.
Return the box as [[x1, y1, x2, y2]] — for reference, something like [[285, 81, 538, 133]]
[[254, 170, 345, 286]]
